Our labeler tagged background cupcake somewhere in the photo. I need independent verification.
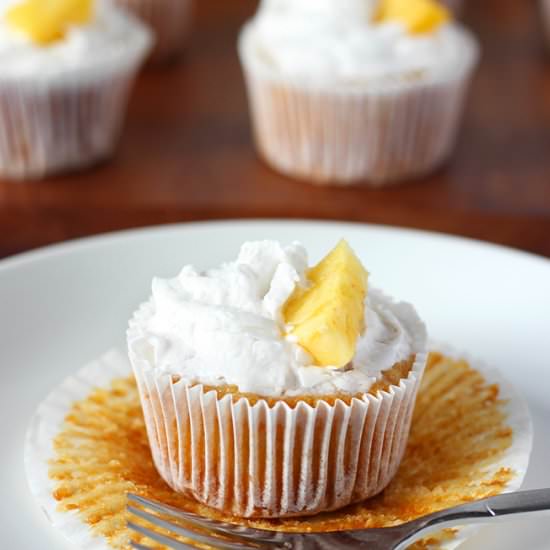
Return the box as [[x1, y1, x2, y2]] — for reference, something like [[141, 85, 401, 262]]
[[115, 0, 193, 64], [238, 0, 479, 186], [0, 0, 152, 180], [128, 240, 428, 518]]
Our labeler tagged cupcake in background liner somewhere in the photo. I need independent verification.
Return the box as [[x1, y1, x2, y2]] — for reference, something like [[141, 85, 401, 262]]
[[0, 0, 152, 181], [114, 0, 193, 64], [127, 240, 428, 518], [238, 0, 480, 186]]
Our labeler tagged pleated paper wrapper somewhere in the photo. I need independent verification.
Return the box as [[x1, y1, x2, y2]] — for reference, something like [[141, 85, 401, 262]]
[[238, 23, 479, 186], [0, 9, 152, 181], [25, 345, 533, 550], [115, 0, 193, 63]]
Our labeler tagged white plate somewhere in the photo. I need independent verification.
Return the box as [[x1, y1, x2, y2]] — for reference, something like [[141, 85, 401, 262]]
[[1, 220, 549, 549]]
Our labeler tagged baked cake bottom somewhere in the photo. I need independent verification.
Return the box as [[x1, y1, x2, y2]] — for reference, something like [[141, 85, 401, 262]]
[[45, 353, 522, 549]]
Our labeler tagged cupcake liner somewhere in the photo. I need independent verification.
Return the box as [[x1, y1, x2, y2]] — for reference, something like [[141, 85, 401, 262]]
[[25, 346, 533, 550], [0, 74, 132, 180], [128, 301, 426, 517], [238, 24, 479, 186], [430, 342, 533, 478], [115, 0, 193, 63], [132, 359, 424, 518], [24, 350, 131, 550], [0, 9, 152, 181]]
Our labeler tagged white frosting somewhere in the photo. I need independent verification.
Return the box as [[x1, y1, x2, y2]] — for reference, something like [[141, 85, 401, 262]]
[[0, 0, 152, 81], [131, 241, 427, 397], [241, 0, 477, 85]]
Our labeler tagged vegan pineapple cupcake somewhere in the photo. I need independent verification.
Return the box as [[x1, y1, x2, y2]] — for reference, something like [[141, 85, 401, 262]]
[[0, 0, 152, 180], [238, 0, 479, 185], [114, 0, 193, 64], [128, 240, 428, 518]]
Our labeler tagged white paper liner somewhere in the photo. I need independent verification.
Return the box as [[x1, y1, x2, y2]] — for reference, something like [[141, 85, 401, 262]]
[[24, 350, 131, 550], [115, 0, 193, 63], [25, 346, 533, 550], [0, 14, 152, 180], [238, 23, 479, 186]]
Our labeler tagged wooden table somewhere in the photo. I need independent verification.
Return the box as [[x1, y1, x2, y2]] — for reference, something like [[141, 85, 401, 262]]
[[1, 0, 549, 260]]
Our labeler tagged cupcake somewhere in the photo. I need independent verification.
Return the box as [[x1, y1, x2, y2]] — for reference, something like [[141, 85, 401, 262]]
[[114, 0, 193, 64], [0, 0, 152, 180], [128, 240, 428, 518], [238, 0, 479, 186]]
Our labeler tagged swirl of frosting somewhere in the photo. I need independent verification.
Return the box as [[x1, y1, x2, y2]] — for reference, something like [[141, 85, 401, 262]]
[[241, 0, 477, 84], [0, 0, 151, 79], [131, 241, 427, 396]]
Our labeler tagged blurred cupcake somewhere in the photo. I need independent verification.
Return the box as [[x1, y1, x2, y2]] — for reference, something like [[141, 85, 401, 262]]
[[128, 240, 428, 518], [238, 0, 479, 186], [0, 0, 152, 180], [115, 0, 193, 64]]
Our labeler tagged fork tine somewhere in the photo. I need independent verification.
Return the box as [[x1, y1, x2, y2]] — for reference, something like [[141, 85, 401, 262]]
[[127, 494, 282, 543], [176, 516, 285, 544], [127, 521, 197, 549], [128, 504, 261, 550]]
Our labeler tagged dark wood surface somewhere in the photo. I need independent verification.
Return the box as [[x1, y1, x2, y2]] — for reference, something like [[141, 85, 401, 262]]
[[1, 0, 549, 260]]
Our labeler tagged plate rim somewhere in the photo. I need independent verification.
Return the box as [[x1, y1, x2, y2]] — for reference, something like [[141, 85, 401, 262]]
[[1, 218, 549, 273]]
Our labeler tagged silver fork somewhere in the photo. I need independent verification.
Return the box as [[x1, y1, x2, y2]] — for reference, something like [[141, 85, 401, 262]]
[[127, 488, 550, 549]]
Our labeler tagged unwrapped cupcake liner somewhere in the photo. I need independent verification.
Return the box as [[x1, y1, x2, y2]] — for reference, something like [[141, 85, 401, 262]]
[[24, 350, 132, 550], [128, 301, 428, 518], [115, 0, 193, 63], [25, 346, 533, 550], [0, 13, 152, 181], [238, 24, 479, 186]]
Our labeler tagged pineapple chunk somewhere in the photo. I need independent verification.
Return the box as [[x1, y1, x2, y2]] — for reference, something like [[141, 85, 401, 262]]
[[7, 0, 94, 45], [283, 240, 368, 368], [376, 0, 450, 35]]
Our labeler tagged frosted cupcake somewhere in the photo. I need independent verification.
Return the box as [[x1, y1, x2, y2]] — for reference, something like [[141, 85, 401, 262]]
[[128, 240, 428, 518], [0, 0, 152, 180], [238, 0, 479, 185], [114, 0, 193, 64]]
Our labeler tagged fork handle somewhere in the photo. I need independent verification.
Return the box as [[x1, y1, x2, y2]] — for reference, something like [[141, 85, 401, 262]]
[[398, 488, 550, 549]]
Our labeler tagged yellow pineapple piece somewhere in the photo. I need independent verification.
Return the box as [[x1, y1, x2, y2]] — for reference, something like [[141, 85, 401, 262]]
[[283, 240, 368, 368], [6, 0, 94, 45], [376, 0, 450, 35]]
